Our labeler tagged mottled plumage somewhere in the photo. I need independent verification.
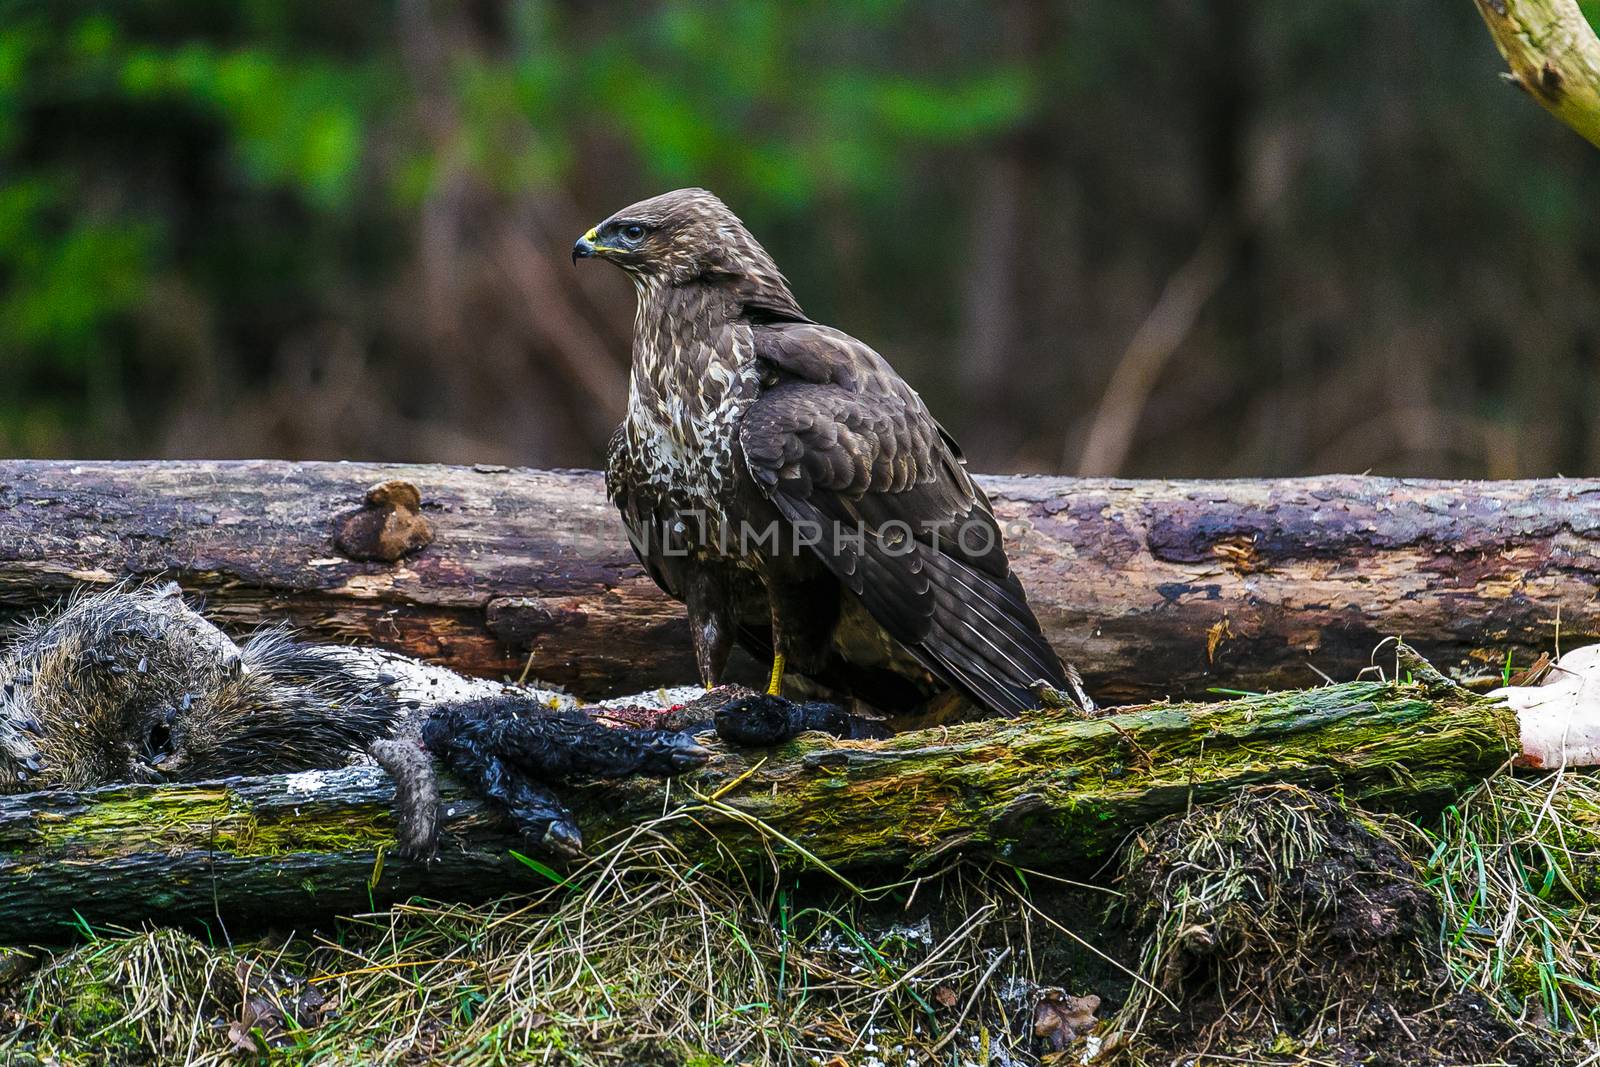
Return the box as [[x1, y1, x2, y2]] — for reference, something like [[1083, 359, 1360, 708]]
[[577, 189, 1072, 717]]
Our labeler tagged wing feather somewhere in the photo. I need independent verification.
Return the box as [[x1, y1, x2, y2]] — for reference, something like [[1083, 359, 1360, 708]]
[[740, 323, 1068, 715]]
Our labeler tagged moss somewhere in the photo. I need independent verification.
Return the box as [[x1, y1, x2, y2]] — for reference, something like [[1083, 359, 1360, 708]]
[[1504, 954, 1544, 1000], [526, 1023, 573, 1053], [58, 978, 138, 1038], [27, 786, 232, 852], [226, 808, 395, 855], [24, 785, 396, 859], [679, 678, 1513, 872], [0, 671, 1517, 938]]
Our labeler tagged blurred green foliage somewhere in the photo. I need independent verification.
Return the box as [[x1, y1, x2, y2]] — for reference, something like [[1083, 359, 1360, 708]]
[[0, 1, 1597, 474], [2, 0, 1053, 456]]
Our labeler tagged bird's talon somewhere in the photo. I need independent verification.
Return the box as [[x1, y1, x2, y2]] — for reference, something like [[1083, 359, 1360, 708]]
[[672, 740, 714, 768], [541, 820, 584, 858]]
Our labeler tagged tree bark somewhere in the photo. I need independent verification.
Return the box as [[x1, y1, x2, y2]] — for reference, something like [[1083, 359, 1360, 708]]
[[1473, 0, 1600, 149], [1, 461, 1596, 704], [0, 673, 1515, 940]]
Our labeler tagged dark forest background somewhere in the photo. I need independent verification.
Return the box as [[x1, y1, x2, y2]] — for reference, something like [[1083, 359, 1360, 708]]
[[3, 1, 1598, 477]]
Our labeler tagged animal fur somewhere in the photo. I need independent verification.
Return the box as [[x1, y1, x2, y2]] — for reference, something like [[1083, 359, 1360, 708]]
[[0, 587, 891, 859], [0, 584, 392, 792]]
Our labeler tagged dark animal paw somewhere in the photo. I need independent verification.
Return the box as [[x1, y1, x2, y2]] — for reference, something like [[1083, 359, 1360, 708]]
[[424, 698, 711, 782], [637, 731, 714, 774], [416, 696, 718, 860], [502, 779, 585, 857], [540, 814, 584, 858], [714, 694, 802, 746], [714, 695, 891, 746]]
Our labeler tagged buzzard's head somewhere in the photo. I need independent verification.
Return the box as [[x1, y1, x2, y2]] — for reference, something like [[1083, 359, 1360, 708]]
[[573, 188, 764, 285]]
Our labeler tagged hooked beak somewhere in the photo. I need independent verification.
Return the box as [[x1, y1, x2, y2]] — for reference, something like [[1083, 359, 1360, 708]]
[[572, 228, 599, 264]]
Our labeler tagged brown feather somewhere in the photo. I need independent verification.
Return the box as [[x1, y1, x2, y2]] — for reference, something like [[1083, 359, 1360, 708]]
[[589, 189, 1074, 716]]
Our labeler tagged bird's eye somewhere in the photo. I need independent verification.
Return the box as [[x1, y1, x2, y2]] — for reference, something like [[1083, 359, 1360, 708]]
[[622, 224, 646, 241]]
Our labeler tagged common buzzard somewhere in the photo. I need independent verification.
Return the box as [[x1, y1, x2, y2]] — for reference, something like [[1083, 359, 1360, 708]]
[[575, 189, 1074, 717]]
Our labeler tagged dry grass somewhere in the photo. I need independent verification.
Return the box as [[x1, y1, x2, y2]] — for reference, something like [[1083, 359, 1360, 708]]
[[9, 927, 256, 1063], [0, 810, 1109, 1066], [6, 772, 1600, 1065]]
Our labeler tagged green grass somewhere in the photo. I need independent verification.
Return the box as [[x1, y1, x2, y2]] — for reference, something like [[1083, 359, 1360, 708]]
[[1428, 770, 1600, 1036]]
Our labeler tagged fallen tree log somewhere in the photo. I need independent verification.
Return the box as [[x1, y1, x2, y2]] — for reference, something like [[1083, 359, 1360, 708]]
[[1, 462, 1596, 703], [0, 672, 1516, 940]]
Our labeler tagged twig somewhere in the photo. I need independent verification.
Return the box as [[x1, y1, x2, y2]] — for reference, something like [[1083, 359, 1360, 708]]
[[1388, 1001, 1418, 1043], [930, 946, 1011, 1053]]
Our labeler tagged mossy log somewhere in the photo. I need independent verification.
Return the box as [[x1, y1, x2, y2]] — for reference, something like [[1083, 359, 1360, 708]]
[[0, 675, 1516, 941], [2, 461, 1597, 704]]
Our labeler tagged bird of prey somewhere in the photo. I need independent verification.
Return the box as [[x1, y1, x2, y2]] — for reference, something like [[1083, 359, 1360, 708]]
[[574, 188, 1074, 718]]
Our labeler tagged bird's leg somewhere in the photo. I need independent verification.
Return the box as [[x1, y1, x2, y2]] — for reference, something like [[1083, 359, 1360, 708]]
[[685, 568, 734, 689], [715, 566, 877, 743], [760, 563, 838, 699], [766, 587, 789, 696]]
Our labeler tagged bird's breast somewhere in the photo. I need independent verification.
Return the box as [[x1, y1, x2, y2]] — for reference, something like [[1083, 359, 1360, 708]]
[[624, 323, 761, 541]]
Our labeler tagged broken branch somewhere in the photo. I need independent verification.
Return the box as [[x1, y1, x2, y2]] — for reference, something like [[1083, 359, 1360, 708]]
[[1474, 0, 1600, 148]]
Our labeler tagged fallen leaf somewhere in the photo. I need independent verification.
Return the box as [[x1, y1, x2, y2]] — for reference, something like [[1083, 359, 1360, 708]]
[[1507, 652, 1552, 688], [225, 1020, 262, 1055], [1493, 642, 1600, 768], [1034, 990, 1102, 1052]]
